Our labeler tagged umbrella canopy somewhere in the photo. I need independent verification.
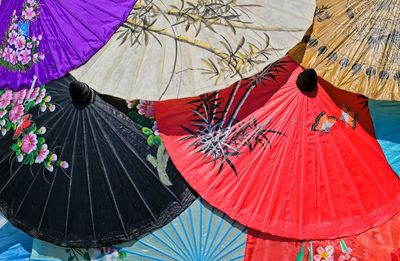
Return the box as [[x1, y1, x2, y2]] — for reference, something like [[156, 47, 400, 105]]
[[369, 99, 400, 177], [71, 0, 315, 101], [31, 199, 246, 261], [0, 215, 33, 261], [289, 0, 400, 101], [0, 0, 136, 90], [154, 56, 400, 240], [0, 75, 195, 247], [245, 213, 400, 261]]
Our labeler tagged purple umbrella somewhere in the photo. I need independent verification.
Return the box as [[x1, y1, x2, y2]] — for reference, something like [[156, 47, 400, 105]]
[[0, 0, 136, 91]]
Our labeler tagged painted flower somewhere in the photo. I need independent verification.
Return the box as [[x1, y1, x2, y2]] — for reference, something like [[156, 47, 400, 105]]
[[7, 31, 18, 46], [45, 162, 54, 172], [22, 7, 36, 20], [1, 128, 6, 136], [18, 49, 31, 65], [21, 133, 37, 154], [17, 154, 24, 162], [136, 100, 154, 118], [9, 50, 18, 65], [8, 104, 24, 122], [35, 89, 46, 104], [35, 144, 49, 163], [14, 36, 26, 50], [38, 127, 46, 134], [40, 103, 47, 112], [49, 153, 57, 162], [2, 46, 13, 61], [13, 89, 27, 104], [49, 104, 55, 112], [152, 121, 160, 136], [0, 90, 13, 109], [127, 100, 135, 109], [0, 110, 6, 118], [314, 246, 334, 261], [27, 87, 40, 101], [59, 161, 69, 169], [32, 53, 39, 63]]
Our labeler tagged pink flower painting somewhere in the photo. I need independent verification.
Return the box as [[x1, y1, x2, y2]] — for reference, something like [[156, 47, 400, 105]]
[[21, 133, 38, 154]]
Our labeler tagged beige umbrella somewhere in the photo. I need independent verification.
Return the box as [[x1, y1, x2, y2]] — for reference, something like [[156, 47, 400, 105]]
[[290, 0, 400, 101], [71, 0, 315, 100]]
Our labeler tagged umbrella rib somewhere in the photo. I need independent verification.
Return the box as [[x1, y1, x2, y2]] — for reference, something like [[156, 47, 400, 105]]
[[37, 106, 74, 231], [203, 214, 225, 260], [91, 107, 158, 221], [34, 4, 77, 67], [0, 162, 25, 195], [200, 202, 214, 260], [158, 226, 192, 260], [210, 227, 246, 260], [82, 110, 97, 242], [170, 216, 195, 260], [136, 239, 179, 260], [146, 231, 187, 260], [94, 104, 183, 202], [13, 166, 40, 218], [52, 0, 106, 43], [63, 110, 79, 241], [86, 108, 128, 237], [205, 219, 236, 260], [198, 200, 203, 259]]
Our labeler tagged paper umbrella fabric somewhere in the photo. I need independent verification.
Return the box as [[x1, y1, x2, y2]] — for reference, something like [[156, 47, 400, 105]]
[[0, 0, 136, 91], [0, 75, 195, 247], [369, 99, 400, 178], [71, 0, 315, 101], [0, 215, 34, 261], [154, 56, 400, 240], [31, 199, 246, 261], [289, 0, 400, 101], [245, 212, 400, 261]]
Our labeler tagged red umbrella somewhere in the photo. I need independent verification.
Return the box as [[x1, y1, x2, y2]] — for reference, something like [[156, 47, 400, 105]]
[[155, 56, 400, 239], [245, 213, 400, 261]]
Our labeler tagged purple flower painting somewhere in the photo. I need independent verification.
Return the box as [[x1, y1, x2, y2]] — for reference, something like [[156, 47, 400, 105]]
[[0, 0, 137, 90]]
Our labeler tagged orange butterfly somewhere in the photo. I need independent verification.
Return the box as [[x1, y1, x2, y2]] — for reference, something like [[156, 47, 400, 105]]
[[13, 114, 33, 139], [339, 104, 358, 129], [312, 112, 337, 133]]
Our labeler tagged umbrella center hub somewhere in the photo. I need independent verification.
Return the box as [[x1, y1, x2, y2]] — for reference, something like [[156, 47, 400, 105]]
[[296, 68, 318, 93], [69, 81, 94, 105]]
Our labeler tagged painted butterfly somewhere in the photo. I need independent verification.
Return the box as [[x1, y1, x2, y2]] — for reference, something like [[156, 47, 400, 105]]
[[13, 114, 33, 139], [339, 104, 358, 129], [17, 20, 30, 37], [311, 112, 337, 133]]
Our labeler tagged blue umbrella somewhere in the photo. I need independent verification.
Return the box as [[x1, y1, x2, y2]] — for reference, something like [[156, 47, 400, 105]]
[[369, 100, 400, 177], [31, 199, 247, 261], [0, 215, 35, 261], [117, 199, 247, 261]]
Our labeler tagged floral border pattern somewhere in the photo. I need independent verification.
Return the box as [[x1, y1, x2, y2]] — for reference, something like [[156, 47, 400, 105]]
[[126, 100, 172, 186], [0, 0, 45, 72], [0, 81, 68, 173]]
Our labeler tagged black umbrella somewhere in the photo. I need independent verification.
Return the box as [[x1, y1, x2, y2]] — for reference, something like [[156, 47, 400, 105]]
[[0, 75, 195, 247]]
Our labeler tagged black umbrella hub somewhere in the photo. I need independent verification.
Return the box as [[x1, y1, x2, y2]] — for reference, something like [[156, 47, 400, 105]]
[[69, 81, 93, 105], [296, 68, 318, 92]]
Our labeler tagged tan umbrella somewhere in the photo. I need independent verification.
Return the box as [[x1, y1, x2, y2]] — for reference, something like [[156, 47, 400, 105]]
[[290, 0, 400, 100], [71, 0, 315, 100]]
